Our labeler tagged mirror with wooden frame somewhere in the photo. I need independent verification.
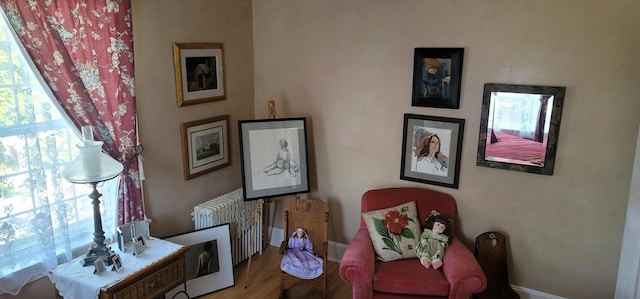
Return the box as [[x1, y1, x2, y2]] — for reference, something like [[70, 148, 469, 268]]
[[476, 83, 566, 175]]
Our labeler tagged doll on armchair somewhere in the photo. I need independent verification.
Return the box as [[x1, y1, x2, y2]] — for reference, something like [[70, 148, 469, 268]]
[[415, 210, 453, 270]]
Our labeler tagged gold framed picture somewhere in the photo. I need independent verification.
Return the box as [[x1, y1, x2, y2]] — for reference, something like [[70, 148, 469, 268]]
[[173, 42, 226, 106], [181, 115, 231, 180]]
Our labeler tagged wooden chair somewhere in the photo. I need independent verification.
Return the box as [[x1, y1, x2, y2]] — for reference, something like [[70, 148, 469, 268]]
[[473, 232, 520, 299], [278, 198, 329, 299]]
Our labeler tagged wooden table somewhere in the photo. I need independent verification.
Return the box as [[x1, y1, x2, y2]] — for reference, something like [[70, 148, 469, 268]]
[[52, 238, 189, 299]]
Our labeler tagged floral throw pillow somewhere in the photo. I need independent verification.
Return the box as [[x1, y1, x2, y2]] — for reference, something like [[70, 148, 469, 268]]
[[362, 201, 420, 262]]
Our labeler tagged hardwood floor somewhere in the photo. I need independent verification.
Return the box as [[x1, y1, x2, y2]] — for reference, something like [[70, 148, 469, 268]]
[[198, 246, 353, 299]]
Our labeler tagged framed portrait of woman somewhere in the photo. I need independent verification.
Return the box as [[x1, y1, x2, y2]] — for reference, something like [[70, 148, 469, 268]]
[[400, 114, 465, 189]]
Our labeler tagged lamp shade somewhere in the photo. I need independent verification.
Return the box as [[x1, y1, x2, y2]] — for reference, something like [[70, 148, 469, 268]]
[[62, 141, 124, 184]]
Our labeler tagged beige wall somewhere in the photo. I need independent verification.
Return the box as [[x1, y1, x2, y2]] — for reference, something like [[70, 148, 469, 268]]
[[252, 0, 640, 298], [133, 0, 254, 239]]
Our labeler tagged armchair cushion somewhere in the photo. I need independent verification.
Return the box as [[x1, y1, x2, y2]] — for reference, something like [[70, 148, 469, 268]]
[[361, 201, 421, 261], [374, 258, 449, 296]]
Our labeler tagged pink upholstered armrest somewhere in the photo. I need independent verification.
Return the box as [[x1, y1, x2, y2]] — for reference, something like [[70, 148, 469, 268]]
[[339, 228, 375, 299], [442, 239, 487, 299]]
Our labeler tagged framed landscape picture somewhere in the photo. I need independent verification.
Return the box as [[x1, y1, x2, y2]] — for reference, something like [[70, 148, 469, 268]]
[[238, 117, 310, 200], [411, 48, 464, 109], [173, 42, 226, 106], [181, 115, 230, 180], [400, 114, 465, 189]]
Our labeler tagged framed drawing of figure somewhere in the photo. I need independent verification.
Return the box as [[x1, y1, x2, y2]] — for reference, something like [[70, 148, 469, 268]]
[[238, 117, 310, 200]]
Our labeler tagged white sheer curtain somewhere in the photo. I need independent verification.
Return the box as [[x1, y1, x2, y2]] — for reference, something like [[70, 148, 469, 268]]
[[0, 9, 117, 295], [488, 91, 546, 140]]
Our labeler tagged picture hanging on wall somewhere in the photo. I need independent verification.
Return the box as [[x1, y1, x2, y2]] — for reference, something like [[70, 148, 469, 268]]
[[476, 83, 566, 175], [400, 113, 465, 189], [181, 115, 231, 180], [411, 48, 464, 109], [173, 42, 226, 106], [238, 117, 310, 200]]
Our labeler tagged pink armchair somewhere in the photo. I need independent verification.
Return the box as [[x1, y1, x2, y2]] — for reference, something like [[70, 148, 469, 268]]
[[339, 187, 486, 299]]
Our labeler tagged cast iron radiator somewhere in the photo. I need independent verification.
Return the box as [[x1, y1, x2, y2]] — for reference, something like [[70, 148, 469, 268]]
[[192, 188, 263, 266]]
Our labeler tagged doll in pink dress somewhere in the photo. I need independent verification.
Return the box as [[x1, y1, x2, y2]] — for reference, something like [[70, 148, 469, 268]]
[[280, 227, 323, 279]]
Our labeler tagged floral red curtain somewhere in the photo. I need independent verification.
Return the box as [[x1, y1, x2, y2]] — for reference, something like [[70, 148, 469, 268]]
[[0, 0, 144, 224]]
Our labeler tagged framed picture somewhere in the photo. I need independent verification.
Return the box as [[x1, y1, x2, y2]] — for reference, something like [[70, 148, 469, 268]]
[[164, 224, 234, 298], [173, 42, 226, 106], [238, 117, 310, 200], [400, 114, 465, 189], [411, 48, 464, 109], [116, 224, 132, 252], [111, 254, 122, 272], [93, 257, 106, 275], [133, 239, 145, 256], [131, 219, 151, 240], [476, 83, 566, 175], [181, 115, 231, 180]]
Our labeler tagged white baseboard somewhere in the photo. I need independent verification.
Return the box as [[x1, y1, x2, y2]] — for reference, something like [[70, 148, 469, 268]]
[[266, 226, 564, 299], [511, 285, 568, 299]]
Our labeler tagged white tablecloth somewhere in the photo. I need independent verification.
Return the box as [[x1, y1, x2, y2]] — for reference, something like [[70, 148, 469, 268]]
[[50, 238, 184, 299]]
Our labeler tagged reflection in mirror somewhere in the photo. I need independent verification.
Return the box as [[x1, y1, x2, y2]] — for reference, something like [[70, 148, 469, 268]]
[[477, 83, 565, 175]]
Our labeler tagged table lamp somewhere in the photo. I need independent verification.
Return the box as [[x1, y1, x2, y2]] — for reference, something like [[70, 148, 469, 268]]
[[61, 125, 124, 266]]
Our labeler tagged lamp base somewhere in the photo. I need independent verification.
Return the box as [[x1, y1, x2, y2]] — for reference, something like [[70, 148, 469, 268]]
[[82, 244, 116, 267]]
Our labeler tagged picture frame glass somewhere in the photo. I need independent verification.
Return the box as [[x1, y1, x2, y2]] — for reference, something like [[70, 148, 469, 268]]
[[411, 48, 464, 109], [401, 114, 465, 189], [239, 118, 310, 200]]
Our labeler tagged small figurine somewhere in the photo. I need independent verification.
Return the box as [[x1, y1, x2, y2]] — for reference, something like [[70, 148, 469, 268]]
[[280, 227, 323, 279], [415, 210, 453, 270]]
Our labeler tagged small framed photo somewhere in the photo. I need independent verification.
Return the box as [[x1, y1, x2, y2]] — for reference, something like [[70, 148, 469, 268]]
[[173, 42, 226, 107], [117, 223, 132, 252], [411, 48, 464, 109], [181, 115, 231, 180], [93, 257, 106, 275], [111, 254, 123, 272], [133, 240, 145, 256], [132, 219, 151, 241], [238, 118, 310, 200], [400, 114, 465, 189]]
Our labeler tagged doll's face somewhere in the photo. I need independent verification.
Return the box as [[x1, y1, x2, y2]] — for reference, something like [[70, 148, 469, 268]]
[[432, 221, 446, 234], [296, 228, 305, 238]]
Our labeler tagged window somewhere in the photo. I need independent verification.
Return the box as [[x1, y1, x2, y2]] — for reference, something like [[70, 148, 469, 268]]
[[488, 92, 554, 140], [0, 11, 116, 294]]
